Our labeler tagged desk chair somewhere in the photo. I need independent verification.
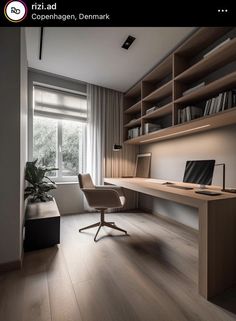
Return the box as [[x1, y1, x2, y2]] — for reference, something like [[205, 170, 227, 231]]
[[78, 173, 128, 242]]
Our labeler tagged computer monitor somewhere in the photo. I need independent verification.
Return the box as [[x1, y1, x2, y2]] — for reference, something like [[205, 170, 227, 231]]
[[183, 160, 215, 185]]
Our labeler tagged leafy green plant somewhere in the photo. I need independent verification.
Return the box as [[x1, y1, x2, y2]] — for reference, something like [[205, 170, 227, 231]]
[[24, 159, 58, 203]]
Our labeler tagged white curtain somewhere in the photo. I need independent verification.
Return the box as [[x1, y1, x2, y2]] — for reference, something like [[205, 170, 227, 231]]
[[87, 84, 138, 185]]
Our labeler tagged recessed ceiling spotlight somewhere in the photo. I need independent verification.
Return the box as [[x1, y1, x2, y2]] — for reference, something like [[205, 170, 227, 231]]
[[122, 35, 136, 50]]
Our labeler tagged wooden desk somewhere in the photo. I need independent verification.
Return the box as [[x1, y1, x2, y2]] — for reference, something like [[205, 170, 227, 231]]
[[104, 177, 236, 299]]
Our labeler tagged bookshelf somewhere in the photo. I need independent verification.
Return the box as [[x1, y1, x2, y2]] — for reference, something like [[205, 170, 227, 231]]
[[123, 27, 236, 144]]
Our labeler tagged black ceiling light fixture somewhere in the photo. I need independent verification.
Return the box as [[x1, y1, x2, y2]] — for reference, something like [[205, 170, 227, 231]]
[[122, 35, 136, 50]]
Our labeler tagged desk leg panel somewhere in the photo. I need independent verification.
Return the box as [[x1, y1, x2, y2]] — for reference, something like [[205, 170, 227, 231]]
[[199, 199, 236, 299]]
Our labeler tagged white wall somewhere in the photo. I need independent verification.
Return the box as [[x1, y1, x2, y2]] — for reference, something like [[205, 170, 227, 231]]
[[20, 29, 28, 260], [0, 28, 28, 265], [140, 125, 236, 229]]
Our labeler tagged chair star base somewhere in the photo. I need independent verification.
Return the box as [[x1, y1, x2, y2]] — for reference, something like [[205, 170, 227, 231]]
[[79, 210, 127, 242]]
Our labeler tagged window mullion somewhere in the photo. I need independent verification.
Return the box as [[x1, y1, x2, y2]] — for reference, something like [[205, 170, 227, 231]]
[[58, 120, 63, 179]]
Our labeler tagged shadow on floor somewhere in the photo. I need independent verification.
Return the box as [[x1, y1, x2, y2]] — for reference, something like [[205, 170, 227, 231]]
[[23, 246, 59, 273], [117, 237, 172, 270]]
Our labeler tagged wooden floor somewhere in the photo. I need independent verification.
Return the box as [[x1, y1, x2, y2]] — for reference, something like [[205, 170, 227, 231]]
[[1, 211, 236, 321]]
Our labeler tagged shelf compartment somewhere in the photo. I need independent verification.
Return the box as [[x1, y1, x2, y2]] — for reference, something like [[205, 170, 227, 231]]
[[175, 71, 236, 105], [125, 81, 141, 98], [124, 100, 141, 114], [124, 106, 236, 144], [143, 80, 172, 103], [143, 55, 172, 83], [175, 38, 236, 83], [124, 117, 142, 128], [175, 27, 233, 57], [124, 135, 145, 144], [143, 103, 172, 120]]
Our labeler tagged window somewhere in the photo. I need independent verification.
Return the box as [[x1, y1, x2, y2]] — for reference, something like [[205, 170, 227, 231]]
[[32, 85, 87, 182]]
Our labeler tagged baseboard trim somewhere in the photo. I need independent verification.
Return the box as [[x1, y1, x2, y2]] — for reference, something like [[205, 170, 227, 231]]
[[0, 259, 22, 273], [139, 206, 198, 235]]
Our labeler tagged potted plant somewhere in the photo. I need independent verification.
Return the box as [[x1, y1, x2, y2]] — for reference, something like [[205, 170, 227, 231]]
[[24, 159, 58, 203]]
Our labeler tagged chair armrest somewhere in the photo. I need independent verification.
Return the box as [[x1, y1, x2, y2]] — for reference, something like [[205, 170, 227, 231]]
[[95, 185, 124, 197], [82, 188, 123, 209]]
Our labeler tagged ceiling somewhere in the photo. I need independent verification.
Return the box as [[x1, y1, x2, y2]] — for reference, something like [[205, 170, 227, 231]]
[[25, 27, 195, 92]]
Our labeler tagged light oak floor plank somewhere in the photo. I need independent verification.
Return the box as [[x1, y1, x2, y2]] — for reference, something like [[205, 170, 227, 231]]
[[0, 212, 236, 321]]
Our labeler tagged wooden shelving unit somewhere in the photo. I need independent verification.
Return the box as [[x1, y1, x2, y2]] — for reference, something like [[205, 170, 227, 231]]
[[123, 27, 236, 144], [143, 103, 172, 120], [143, 80, 172, 103], [124, 100, 141, 114], [175, 71, 236, 105], [124, 117, 142, 128], [125, 107, 236, 144], [175, 38, 236, 83]]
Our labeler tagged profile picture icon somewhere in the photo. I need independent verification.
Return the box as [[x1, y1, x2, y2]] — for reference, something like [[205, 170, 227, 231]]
[[4, 0, 28, 22]]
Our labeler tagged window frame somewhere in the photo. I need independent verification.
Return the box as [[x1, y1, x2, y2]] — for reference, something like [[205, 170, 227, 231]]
[[29, 83, 87, 183]]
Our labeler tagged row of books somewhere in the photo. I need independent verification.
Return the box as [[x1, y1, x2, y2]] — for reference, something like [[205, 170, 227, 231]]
[[127, 126, 141, 139], [204, 90, 236, 116], [178, 106, 203, 124], [178, 89, 236, 124]]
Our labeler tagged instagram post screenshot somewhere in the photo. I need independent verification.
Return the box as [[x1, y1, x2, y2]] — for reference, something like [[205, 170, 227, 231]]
[[0, 1, 236, 321]]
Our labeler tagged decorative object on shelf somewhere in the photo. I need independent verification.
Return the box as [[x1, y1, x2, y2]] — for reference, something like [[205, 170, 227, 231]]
[[215, 163, 236, 193], [146, 106, 158, 114], [113, 144, 122, 151], [182, 82, 205, 96], [144, 123, 161, 134], [203, 38, 231, 58], [24, 159, 58, 203]]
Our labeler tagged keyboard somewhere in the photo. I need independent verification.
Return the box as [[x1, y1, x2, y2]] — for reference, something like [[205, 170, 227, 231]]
[[168, 185, 193, 190]]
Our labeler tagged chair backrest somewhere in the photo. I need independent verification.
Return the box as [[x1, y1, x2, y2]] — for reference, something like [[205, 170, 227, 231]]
[[78, 173, 95, 189]]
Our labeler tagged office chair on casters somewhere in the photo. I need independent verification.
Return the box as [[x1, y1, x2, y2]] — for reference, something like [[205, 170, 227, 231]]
[[78, 173, 128, 242]]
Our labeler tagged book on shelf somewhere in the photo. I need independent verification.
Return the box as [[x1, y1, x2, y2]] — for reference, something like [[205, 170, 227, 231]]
[[178, 106, 203, 124], [203, 89, 236, 116], [203, 38, 231, 58], [144, 123, 161, 134], [127, 126, 141, 139], [182, 82, 205, 96]]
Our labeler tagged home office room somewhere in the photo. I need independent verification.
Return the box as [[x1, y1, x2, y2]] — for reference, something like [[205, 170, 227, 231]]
[[1, 25, 236, 321]]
